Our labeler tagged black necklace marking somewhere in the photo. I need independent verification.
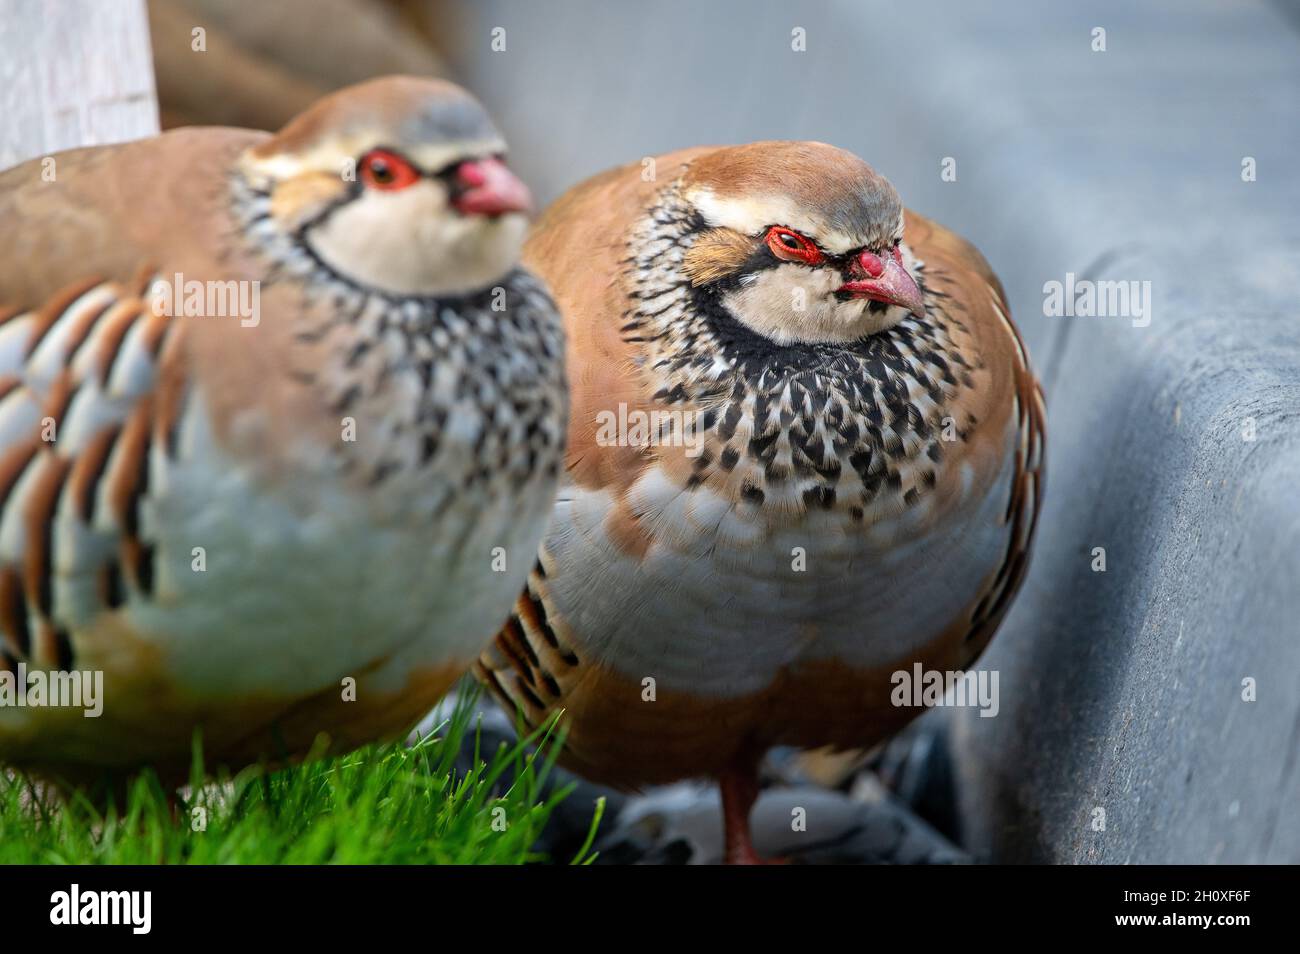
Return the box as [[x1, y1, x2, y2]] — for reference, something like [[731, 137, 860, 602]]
[[228, 172, 567, 496], [621, 186, 978, 512]]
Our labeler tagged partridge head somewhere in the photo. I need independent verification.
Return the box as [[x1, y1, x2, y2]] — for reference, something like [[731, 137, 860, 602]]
[[477, 141, 1043, 863], [238, 75, 532, 297], [0, 77, 566, 786], [678, 141, 925, 344]]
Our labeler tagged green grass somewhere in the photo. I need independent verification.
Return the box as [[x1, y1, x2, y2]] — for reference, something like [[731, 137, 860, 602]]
[[0, 691, 603, 864]]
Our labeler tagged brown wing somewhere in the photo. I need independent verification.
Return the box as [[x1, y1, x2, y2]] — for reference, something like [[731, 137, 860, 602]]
[[0, 133, 255, 675], [962, 309, 1045, 664], [0, 271, 189, 674], [473, 556, 581, 730], [903, 210, 1046, 665]]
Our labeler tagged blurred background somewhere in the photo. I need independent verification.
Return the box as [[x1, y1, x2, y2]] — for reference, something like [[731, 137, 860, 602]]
[[5, 0, 1297, 862]]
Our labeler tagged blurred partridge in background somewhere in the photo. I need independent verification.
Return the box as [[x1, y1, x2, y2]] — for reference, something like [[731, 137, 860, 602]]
[[0, 76, 565, 787]]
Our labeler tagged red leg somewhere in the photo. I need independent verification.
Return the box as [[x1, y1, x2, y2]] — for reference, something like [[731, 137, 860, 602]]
[[718, 759, 786, 865]]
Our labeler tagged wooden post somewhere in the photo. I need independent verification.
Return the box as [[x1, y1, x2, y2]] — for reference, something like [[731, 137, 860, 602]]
[[0, 0, 158, 171]]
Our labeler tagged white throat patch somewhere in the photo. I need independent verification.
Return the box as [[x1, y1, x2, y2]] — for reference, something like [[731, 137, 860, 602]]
[[306, 182, 527, 296]]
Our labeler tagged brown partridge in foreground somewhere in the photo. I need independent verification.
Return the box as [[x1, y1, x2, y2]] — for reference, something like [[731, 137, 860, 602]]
[[0, 77, 566, 786], [475, 142, 1043, 863]]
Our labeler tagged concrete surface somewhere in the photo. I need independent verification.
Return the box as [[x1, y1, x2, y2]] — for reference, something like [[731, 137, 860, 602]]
[[447, 0, 1299, 863]]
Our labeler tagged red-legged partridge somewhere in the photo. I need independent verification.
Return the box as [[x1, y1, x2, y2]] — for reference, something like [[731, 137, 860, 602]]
[[0, 77, 566, 785], [476, 142, 1043, 863]]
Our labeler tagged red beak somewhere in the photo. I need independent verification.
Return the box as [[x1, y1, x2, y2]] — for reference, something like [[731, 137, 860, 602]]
[[452, 157, 532, 217], [838, 251, 925, 317]]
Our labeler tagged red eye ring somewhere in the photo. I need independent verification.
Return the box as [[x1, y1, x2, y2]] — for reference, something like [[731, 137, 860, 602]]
[[764, 226, 823, 265], [359, 149, 420, 191]]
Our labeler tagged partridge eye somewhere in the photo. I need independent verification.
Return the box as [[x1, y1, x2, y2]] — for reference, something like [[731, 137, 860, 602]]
[[764, 226, 823, 265], [359, 149, 420, 191]]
